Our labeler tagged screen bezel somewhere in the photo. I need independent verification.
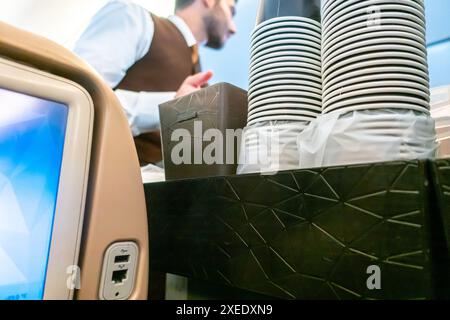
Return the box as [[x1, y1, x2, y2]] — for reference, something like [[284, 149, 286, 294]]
[[0, 57, 93, 300]]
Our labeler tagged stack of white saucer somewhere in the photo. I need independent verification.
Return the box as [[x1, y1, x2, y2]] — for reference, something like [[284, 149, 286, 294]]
[[247, 16, 322, 126], [299, 0, 437, 166], [239, 14, 323, 174], [321, 0, 430, 115]]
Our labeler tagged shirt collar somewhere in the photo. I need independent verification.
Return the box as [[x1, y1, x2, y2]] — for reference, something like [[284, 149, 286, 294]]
[[168, 15, 197, 47]]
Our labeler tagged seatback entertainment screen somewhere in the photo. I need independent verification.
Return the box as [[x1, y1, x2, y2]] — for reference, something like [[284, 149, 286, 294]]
[[0, 87, 68, 300]]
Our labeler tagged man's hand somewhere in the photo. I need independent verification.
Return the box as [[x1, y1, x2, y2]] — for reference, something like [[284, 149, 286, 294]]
[[175, 70, 213, 98]]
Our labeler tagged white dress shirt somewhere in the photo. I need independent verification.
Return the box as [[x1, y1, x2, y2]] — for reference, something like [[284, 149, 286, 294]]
[[73, 0, 197, 137]]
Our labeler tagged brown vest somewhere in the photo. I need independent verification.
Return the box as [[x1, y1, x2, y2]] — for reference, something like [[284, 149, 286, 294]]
[[116, 14, 200, 165]]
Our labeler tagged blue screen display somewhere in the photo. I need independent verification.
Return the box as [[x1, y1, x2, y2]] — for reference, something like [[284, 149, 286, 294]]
[[0, 88, 68, 300]]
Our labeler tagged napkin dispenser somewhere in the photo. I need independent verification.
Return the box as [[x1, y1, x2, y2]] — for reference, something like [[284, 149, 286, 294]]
[[159, 83, 248, 180]]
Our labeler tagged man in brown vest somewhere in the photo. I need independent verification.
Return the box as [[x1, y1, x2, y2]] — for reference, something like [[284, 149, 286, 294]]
[[74, 0, 238, 166]]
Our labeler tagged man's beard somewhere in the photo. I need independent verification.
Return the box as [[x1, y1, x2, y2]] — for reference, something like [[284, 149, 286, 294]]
[[204, 13, 226, 49], [206, 36, 224, 49]]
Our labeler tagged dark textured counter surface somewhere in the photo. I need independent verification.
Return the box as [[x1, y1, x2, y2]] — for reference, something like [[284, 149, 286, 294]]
[[145, 160, 450, 299]]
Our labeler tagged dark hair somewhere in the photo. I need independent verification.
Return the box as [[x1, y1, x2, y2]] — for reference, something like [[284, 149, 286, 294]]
[[175, 0, 196, 10], [175, 0, 237, 10]]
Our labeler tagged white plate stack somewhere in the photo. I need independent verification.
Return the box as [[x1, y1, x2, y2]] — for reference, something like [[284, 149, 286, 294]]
[[239, 11, 323, 174], [247, 16, 323, 126], [296, 0, 437, 168], [321, 0, 430, 115]]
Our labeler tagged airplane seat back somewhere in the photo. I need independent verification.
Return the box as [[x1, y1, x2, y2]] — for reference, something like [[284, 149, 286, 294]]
[[0, 21, 149, 300]]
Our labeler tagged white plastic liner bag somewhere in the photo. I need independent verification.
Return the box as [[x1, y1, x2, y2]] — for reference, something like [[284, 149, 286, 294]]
[[298, 109, 437, 168], [237, 120, 309, 175], [431, 85, 450, 158]]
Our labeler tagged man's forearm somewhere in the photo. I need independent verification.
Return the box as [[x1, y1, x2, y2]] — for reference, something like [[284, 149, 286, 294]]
[[115, 89, 175, 137]]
